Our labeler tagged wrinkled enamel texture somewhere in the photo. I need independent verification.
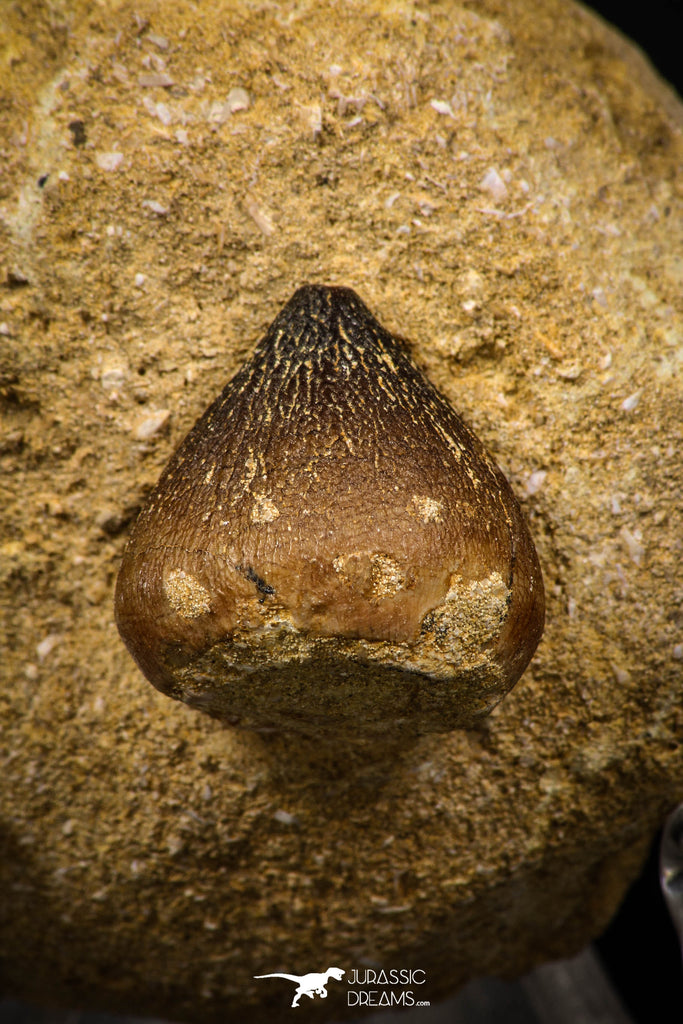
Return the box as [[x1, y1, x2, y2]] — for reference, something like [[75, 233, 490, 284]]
[[115, 285, 544, 736]]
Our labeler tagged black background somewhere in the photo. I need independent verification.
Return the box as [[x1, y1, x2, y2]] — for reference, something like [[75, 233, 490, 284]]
[[584, 0, 682, 95]]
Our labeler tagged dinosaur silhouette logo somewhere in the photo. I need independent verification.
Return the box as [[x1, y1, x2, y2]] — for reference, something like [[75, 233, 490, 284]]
[[254, 966, 345, 1007]]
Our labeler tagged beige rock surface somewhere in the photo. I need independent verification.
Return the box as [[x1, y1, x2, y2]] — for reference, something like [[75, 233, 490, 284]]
[[0, 1, 681, 1021]]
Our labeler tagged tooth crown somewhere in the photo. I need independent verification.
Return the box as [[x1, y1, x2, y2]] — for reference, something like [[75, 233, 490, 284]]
[[115, 285, 544, 735]]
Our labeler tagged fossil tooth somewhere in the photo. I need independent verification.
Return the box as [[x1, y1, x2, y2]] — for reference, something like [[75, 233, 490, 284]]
[[115, 285, 544, 735]]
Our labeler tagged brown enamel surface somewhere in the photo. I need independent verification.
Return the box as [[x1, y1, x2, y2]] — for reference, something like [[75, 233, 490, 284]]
[[115, 285, 544, 730]]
